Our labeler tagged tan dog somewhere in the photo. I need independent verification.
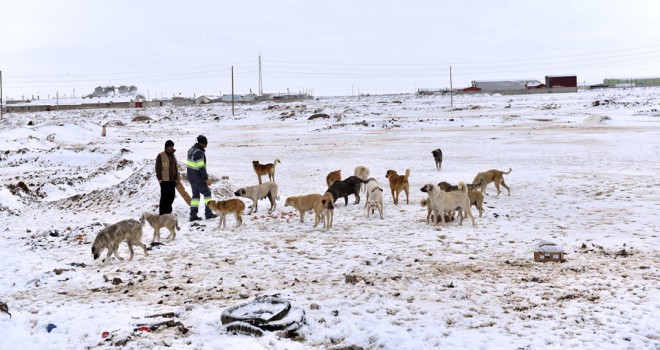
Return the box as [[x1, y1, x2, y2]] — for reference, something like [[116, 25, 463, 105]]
[[354, 166, 370, 192], [420, 198, 454, 224], [438, 182, 485, 217], [385, 168, 411, 205], [326, 170, 341, 187], [253, 159, 281, 184], [207, 199, 246, 229], [313, 192, 335, 229], [472, 168, 512, 196], [421, 183, 476, 227], [285, 194, 322, 223]]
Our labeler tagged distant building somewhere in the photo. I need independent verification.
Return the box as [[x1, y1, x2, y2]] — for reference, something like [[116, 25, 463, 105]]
[[194, 95, 221, 105], [602, 77, 660, 87], [545, 75, 577, 90], [470, 80, 541, 91]]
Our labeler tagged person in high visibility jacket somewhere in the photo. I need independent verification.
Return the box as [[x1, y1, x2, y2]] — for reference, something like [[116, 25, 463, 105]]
[[186, 135, 218, 221], [155, 140, 179, 215]]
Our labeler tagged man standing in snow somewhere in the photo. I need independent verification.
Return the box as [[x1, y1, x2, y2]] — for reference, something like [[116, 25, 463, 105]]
[[156, 140, 179, 215], [186, 135, 218, 221]]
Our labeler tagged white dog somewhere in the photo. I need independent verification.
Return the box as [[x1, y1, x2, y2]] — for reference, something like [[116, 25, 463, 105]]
[[234, 181, 279, 214], [366, 186, 384, 219], [363, 178, 379, 206], [420, 183, 475, 227]]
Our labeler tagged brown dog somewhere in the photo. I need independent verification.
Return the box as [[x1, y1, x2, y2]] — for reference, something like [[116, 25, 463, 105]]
[[472, 168, 512, 196], [253, 159, 281, 184], [313, 192, 335, 229], [285, 194, 322, 223], [207, 199, 246, 229], [385, 168, 411, 205], [326, 170, 341, 187]]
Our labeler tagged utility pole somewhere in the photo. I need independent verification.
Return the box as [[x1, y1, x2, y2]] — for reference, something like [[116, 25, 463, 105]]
[[449, 65, 453, 108], [231, 66, 235, 116], [0, 70, 3, 119], [258, 54, 263, 96]]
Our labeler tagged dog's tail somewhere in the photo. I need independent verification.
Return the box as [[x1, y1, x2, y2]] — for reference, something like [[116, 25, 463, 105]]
[[274, 159, 281, 166], [504, 168, 512, 175], [458, 181, 468, 194], [420, 198, 428, 207], [175, 216, 180, 231], [404, 168, 411, 182]]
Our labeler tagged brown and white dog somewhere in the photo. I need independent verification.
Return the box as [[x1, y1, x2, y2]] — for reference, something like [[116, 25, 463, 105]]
[[253, 159, 281, 184], [285, 194, 322, 223], [385, 168, 411, 205], [420, 183, 475, 227], [326, 170, 341, 187], [207, 199, 246, 229], [234, 182, 279, 214], [472, 168, 512, 196]]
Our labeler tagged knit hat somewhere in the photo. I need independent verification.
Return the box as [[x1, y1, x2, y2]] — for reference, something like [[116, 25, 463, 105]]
[[164, 140, 174, 149], [197, 135, 208, 145]]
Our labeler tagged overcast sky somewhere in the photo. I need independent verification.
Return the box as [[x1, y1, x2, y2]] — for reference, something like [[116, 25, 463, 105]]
[[1, 0, 659, 99]]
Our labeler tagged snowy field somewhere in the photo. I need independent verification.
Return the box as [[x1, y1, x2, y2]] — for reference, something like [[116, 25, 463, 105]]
[[0, 88, 659, 349]]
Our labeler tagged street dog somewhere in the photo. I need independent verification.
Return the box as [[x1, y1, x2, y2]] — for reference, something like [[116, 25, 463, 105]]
[[420, 198, 454, 224], [313, 192, 335, 229], [234, 181, 279, 214], [252, 159, 281, 184], [91, 219, 148, 264], [472, 168, 512, 196], [366, 186, 384, 219], [385, 168, 411, 205], [326, 170, 341, 187], [326, 176, 369, 206], [207, 199, 246, 229], [432, 148, 443, 171], [354, 166, 370, 192], [140, 212, 180, 242], [438, 182, 484, 218], [420, 183, 476, 227], [285, 194, 323, 223], [363, 177, 379, 206]]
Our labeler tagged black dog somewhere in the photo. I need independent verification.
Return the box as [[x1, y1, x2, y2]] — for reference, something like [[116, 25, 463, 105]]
[[432, 148, 443, 171], [326, 176, 368, 206]]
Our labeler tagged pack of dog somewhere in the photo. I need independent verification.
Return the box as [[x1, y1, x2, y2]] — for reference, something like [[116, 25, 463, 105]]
[[326, 176, 369, 206], [420, 183, 476, 227], [140, 212, 180, 242], [234, 181, 279, 214], [252, 159, 281, 184], [472, 168, 512, 196], [91, 219, 148, 264], [207, 198, 246, 229], [385, 168, 411, 205]]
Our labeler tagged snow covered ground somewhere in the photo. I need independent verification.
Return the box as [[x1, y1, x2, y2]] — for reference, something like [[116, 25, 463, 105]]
[[0, 88, 659, 349]]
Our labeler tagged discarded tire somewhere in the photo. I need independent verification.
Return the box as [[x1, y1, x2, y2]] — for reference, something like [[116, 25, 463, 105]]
[[221, 296, 306, 337]]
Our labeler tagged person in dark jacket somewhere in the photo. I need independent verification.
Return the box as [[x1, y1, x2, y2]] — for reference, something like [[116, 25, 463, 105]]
[[156, 140, 179, 215], [186, 135, 218, 221]]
